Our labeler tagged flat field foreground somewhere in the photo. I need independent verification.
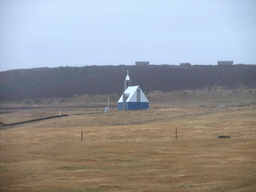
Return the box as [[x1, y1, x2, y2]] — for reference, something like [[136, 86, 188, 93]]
[[0, 106, 256, 191]]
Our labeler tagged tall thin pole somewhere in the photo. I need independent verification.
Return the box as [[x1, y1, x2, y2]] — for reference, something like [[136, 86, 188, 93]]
[[176, 127, 177, 140], [108, 97, 109, 112], [81, 131, 83, 142]]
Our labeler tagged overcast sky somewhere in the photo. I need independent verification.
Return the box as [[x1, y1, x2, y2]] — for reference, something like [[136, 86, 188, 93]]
[[0, 0, 255, 71]]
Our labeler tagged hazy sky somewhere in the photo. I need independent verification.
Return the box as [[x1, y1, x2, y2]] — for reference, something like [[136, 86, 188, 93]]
[[0, 0, 255, 71]]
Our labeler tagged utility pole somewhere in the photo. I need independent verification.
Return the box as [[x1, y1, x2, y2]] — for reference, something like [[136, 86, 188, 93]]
[[176, 127, 177, 140], [108, 97, 109, 112]]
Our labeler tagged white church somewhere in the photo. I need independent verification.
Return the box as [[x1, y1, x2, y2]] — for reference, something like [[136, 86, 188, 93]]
[[117, 70, 149, 110]]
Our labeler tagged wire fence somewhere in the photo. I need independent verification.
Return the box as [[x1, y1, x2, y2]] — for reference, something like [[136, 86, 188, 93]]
[[107, 105, 255, 127]]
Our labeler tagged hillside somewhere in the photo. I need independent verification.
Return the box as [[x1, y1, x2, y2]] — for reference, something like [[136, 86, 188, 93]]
[[1, 64, 256, 101]]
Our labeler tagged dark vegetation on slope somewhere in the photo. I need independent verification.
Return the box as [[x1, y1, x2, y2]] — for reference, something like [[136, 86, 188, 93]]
[[0, 64, 256, 101]]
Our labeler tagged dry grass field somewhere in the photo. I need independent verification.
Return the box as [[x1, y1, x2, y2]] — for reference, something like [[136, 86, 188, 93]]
[[0, 89, 256, 191]]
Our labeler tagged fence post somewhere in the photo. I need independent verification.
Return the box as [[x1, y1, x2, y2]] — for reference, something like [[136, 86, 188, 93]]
[[176, 127, 177, 140], [81, 131, 83, 142]]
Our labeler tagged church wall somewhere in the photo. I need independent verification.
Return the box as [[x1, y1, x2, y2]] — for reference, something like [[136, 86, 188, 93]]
[[126, 102, 149, 110], [118, 103, 124, 110]]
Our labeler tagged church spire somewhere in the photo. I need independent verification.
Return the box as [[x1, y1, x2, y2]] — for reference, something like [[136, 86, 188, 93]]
[[125, 70, 130, 81], [124, 70, 132, 91]]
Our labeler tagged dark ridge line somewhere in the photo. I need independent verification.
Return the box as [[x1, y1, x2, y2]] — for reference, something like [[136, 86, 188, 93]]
[[0, 114, 68, 127]]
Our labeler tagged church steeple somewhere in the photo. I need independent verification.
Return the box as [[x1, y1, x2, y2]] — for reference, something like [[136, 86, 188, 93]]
[[124, 70, 132, 91]]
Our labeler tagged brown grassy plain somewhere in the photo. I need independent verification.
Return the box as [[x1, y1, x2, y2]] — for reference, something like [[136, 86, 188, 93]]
[[0, 89, 256, 191]]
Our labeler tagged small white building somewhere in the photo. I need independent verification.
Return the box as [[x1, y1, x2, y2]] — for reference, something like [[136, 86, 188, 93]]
[[118, 71, 149, 110]]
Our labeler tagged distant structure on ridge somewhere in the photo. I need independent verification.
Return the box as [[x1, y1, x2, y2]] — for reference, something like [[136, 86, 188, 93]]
[[180, 63, 191, 67], [135, 61, 150, 66], [118, 70, 149, 110], [218, 61, 233, 66]]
